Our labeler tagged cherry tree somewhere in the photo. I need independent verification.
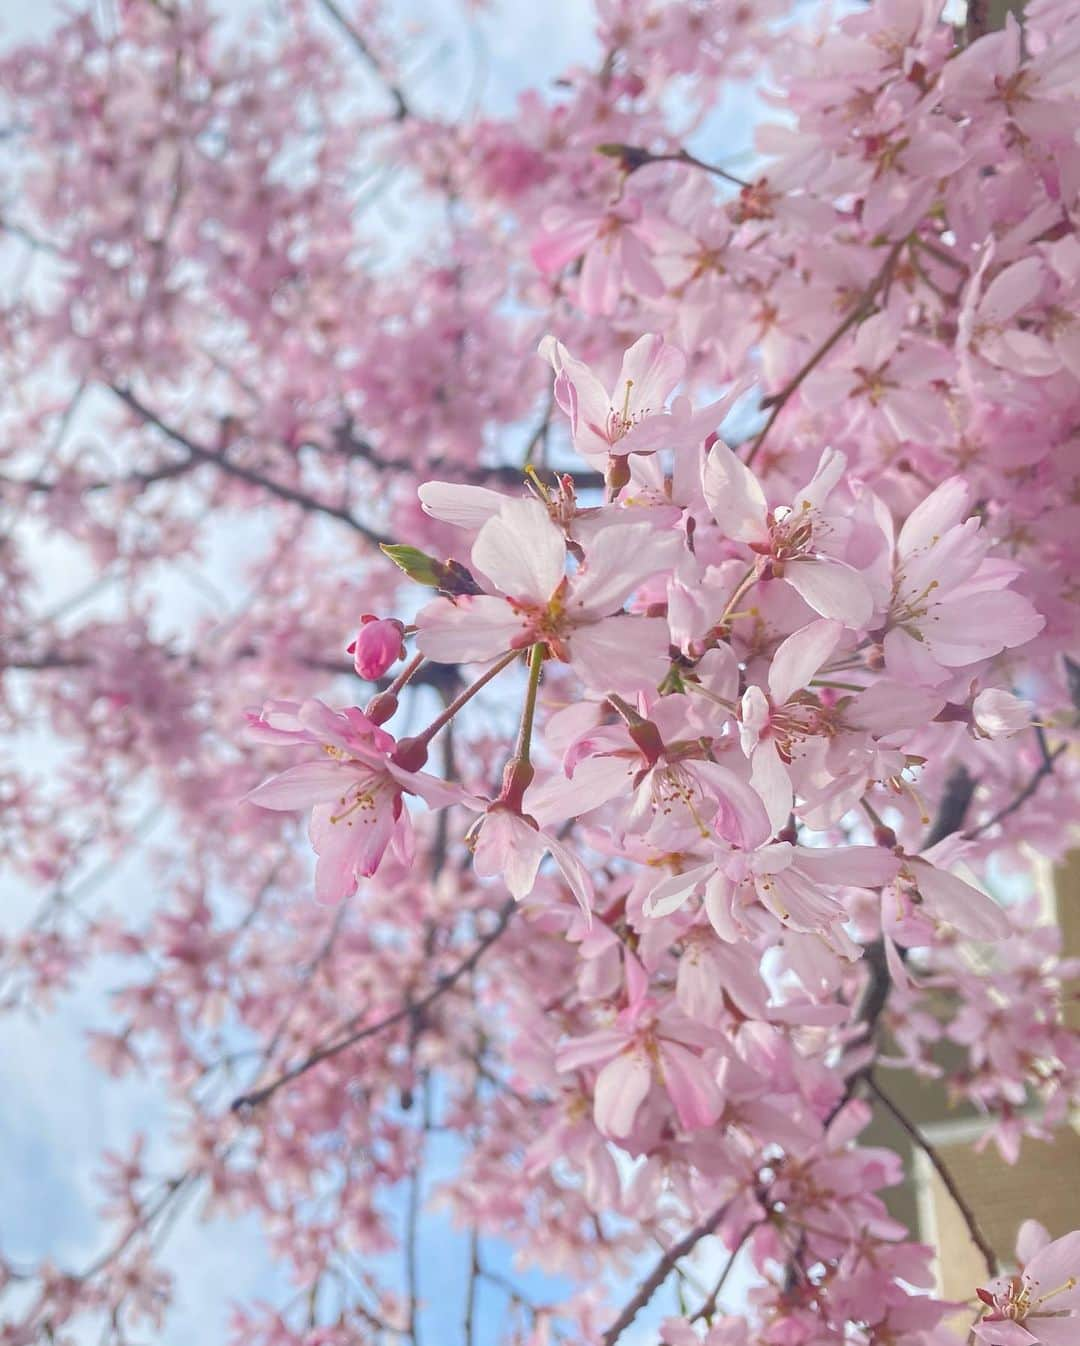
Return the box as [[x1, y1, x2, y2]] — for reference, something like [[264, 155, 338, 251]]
[[1, 0, 1079, 1343]]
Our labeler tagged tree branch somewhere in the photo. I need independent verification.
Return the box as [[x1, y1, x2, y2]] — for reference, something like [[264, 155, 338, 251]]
[[313, 0, 411, 121], [962, 730, 1067, 841], [109, 385, 392, 547], [230, 899, 516, 1112], [600, 1200, 732, 1346], [865, 1074, 999, 1278], [745, 241, 904, 468]]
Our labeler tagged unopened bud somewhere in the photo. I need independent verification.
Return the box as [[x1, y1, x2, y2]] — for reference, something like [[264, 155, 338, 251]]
[[349, 616, 405, 680]]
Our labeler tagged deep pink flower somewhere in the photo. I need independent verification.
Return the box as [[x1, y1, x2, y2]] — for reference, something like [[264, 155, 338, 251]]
[[347, 615, 405, 680]]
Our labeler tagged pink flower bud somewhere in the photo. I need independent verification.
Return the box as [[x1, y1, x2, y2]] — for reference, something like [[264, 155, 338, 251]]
[[348, 616, 404, 680]]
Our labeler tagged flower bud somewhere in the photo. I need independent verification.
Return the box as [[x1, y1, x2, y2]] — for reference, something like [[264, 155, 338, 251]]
[[348, 616, 405, 681]]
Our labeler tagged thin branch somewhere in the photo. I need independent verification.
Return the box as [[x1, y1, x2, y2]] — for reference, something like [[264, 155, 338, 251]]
[[463, 1228, 480, 1346], [600, 1200, 731, 1346], [601, 143, 750, 188], [231, 899, 516, 1112], [865, 1074, 999, 1278], [313, 0, 411, 120], [962, 734, 1067, 840], [691, 1220, 758, 1324], [109, 385, 392, 547], [745, 241, 904, 467]]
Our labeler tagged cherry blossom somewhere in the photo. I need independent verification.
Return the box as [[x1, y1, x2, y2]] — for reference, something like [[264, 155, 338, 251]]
[[0, 0, 1077, 1342]]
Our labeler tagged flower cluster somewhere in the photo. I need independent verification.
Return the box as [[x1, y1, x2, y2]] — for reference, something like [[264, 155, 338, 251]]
[[0, 0, 1078, 1344]]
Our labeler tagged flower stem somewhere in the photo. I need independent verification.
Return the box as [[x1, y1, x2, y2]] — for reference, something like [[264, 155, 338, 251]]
[[416, 651, 519, 748], [514, 644, 545, 765]]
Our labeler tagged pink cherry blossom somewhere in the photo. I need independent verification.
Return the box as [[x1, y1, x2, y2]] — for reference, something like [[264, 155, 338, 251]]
[[415, 498, 679, 693], [702, 442, 875, 626], [975, 1223, 1080, 1346], [245, 699, 465, 901]]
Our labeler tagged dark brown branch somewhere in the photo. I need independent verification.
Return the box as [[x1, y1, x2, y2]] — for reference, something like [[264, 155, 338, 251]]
[[865, 1074, 999, 1278], [331, 420, 605, 492], [313, 0, 410, 120], [599, 143, 751, 189], [109, 385, 392, 547], [922, 764, 977, 849], [231, 898, 515, 1112], [0, 456, 199, 496]]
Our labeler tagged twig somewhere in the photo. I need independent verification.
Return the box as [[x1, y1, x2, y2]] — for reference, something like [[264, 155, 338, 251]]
[[603, 143, 750, 188], [600, 1200, 731, 1346], [865, 1074, 999, 1278], [691, 1220, 758, 1323], [405, 1073, 430, 1346], [962, 735, 1067, 840], [109, 385, 392, 547], [313, 0, 410, 120], [231, 899, 515, 1111], [745, 241, 903, 467]]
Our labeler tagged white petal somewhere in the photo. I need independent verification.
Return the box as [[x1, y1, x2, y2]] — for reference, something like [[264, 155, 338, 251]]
[[768, 619, 843, 704], [472, 499, 565, 601], [702, 440, 768, 544], [784, 559, 873, 627]]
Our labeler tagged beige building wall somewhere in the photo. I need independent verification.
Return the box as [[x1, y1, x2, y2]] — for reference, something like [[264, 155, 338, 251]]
[[914, 852, 1080, 1301], [864, 849, 1080, 1313]]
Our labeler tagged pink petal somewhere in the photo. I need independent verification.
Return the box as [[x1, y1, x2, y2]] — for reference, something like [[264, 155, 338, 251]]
[[768, 619, 843, 704], [784, 558, 873, 627], [594, 1048, 652, 1138], [415, 595, 527, 663], [567, 615, 671, 694], [794, 846, 901, 888], [471, 499, 565, 602], [618, 333, 685, 417], [897, 476, 973, 558], [245, 760, 352, 810], [702, 441, 768, 545], [657, 1039, 721, 1130], [909, 859, 1011, 941], [417, 481, 508, 529]]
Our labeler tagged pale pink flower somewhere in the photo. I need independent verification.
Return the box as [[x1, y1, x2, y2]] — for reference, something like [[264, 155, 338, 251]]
[[530, 196, 666, 314], [557, 963, 721, 1139], [739, 618, 844, 830], [803, 311, 953, 442], [702, 442, 875, 626], [244, 699, 465, 902], [880, 477, 1044, 685], [645, 841, 897, 942], [469, 805, 592, 917], [975, 1222, 1080, 1346], [415, 498, 679, 694], [973, 689, 1035, 740], [532, 696, 771, 853], [538, 331, 697, 466]]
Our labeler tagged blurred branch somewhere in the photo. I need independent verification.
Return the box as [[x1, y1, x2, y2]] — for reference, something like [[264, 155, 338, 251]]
[[109, 385, 393, 546], [231, 898, 516, 1112], [313, 0, 411, 120], [601, 1199, 733, 1346], [866, 1074, 999, 1278]]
